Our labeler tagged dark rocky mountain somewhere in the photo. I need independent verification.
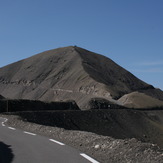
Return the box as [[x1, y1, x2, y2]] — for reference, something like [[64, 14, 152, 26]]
[[0, 46, 163, 109]]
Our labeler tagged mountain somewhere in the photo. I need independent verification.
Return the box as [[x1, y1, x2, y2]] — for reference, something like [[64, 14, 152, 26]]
[[0, 46, 163, 109]]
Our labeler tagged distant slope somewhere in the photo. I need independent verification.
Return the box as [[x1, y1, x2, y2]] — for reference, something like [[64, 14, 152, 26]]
[[0, 46, 163, 109], [118, 92, 163, 108]]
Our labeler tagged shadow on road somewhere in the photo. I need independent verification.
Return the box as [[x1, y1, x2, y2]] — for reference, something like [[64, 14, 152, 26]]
[[0, 142, 14, 163]]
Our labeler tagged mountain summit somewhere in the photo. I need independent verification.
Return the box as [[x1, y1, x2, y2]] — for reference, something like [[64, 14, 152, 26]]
[[0, 46, 163, 109]]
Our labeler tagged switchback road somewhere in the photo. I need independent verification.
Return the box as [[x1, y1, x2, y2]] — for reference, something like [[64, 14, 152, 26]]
[[0, 117, 99, 163]]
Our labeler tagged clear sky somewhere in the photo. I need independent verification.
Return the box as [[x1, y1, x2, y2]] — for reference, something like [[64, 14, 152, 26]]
[[0, 0, 163, 90]]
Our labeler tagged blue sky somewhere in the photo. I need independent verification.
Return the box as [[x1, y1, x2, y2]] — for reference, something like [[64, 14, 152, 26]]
[[0, 0, 163, 90]]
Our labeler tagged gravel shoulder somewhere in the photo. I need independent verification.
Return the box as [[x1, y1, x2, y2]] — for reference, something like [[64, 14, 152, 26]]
[[1, 114, 163, 163]]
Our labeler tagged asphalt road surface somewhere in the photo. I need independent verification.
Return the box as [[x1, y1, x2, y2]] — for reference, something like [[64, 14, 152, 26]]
[[0, 117, 99, 163]]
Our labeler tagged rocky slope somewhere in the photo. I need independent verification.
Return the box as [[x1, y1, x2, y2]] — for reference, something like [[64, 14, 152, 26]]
[[0, 46, 163, 109]]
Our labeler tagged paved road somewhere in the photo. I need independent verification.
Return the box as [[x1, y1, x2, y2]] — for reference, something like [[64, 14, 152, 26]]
[[0, 117, 99, 163]]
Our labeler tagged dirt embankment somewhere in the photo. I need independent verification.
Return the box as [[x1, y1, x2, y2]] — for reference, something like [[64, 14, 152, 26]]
[[6, 109, 163, 148], [1, 110, 163, 163]]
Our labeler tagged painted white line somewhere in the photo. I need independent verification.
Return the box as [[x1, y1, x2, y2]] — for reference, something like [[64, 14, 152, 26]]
[[0, 118, 8, 126], [2, 118, 8, 126], [49, 139, 65, 146], [8, 127, 16, 130], [80, 153, 99, 163], [24, 131, 36, 136]]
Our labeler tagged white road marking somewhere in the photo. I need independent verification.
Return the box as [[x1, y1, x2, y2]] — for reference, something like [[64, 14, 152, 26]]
[[8, 127, 16, 130], [49, 139, 65, 146], [80, 153, 100, 163], [0, 118, 8, 126], [24, 131, 36, 136]]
